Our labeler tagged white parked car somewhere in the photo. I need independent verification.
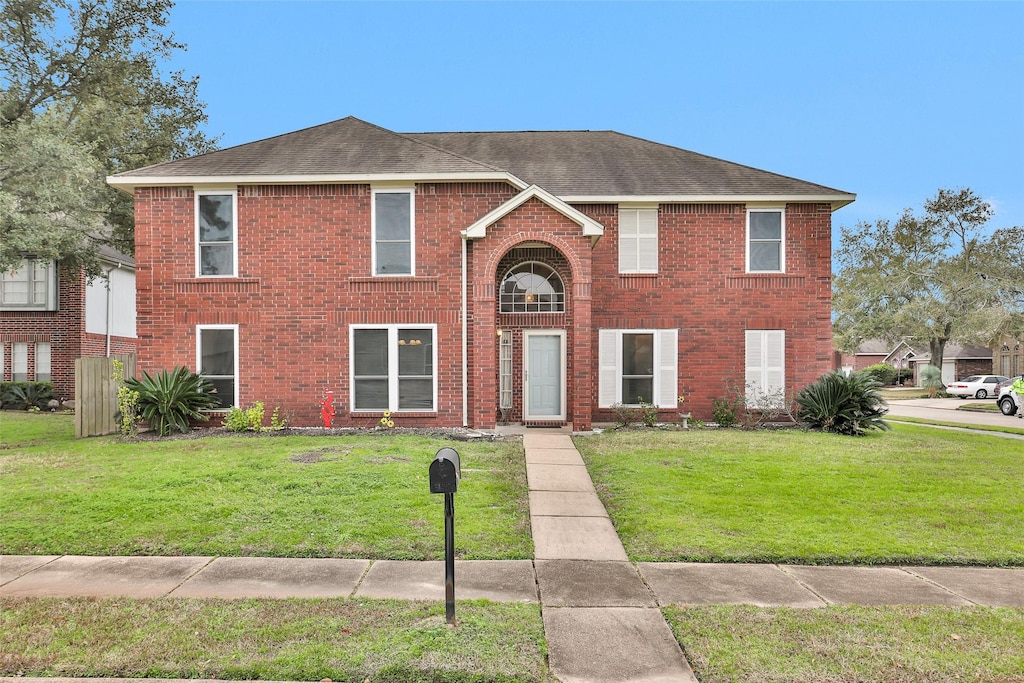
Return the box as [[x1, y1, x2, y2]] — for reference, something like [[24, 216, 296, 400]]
[[945, 375, 1010, 399], [997, 376, 1022, 416]]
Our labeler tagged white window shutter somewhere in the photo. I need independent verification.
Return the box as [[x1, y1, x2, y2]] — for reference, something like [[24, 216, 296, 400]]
[[599, 329, 620, 408], [638, 209, 658, 273], [618, 209, 637, 272], [765, 330, 785, 395], [656, 328, 677, 407], [745, 330, 763, 403], [745, 330, 785, 406]]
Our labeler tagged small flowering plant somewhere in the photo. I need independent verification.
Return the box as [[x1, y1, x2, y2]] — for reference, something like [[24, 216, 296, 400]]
[[379, 410, 395, 429]]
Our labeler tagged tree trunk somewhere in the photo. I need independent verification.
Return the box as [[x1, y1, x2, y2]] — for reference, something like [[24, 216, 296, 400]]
[[929, 338, 946, 376]]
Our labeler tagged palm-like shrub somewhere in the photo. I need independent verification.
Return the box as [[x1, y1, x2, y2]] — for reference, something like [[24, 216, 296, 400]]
[[919, 364, 945, 397], [125, 367, 220, 436], [1, 382, 55, 410], [795, 370, 890, 436]]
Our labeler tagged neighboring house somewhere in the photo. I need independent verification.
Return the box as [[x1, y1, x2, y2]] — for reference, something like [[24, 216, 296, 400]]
[[993, 334, 1023, 378], [107, 117, 854, 430], [836, 339, 916, 376], [910, 344, 993, 386], [0, 247, 137, 400]]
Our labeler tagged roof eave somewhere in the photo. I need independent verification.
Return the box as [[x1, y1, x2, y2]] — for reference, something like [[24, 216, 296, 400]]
[[558, 193, 857, 211], [106, 171, 529, 194]]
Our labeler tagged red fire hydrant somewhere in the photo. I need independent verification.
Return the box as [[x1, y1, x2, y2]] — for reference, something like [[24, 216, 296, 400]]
[[319, 390, 336, 428]]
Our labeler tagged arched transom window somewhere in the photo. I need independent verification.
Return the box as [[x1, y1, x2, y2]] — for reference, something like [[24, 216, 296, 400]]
[[500, 262, 565, 313]]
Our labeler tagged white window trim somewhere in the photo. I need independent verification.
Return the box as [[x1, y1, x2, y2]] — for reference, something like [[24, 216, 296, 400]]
[[746, 207, 786, 273], [350, 323, 437, 412], [598, 328, 678, 408], [618, 206, 658, 274], [195, 190, 239, 278], [0, 259, 58, 311], [196, 324, 239, 410], [745, 329, 785, 407], [371, 186, 416, 277]]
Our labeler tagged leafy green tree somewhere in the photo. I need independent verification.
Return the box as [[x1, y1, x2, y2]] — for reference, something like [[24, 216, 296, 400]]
[[0, 0, 217, 276], [834, 188, 1024, 372]]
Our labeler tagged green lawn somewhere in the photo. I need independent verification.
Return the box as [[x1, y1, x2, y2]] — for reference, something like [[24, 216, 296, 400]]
[[0, 596, 553, 682], [576, 425, 1024, 565], [666, 605, 1024, 683], [0, 413, 532, 560]]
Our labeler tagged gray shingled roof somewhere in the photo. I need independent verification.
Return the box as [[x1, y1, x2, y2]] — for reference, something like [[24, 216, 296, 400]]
[[114, 117, 503, 178], [110, 116, 853, 200], [407, 130, 848, 198]]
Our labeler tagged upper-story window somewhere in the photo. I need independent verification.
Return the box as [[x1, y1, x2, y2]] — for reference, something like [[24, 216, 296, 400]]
[[373, 188, 414, 276], [1, 259, 57, 310], [500, 262, 565, 313], [747, 208, 785, 273], [196, 191, 237, 277], [619, 207, 658, 274]]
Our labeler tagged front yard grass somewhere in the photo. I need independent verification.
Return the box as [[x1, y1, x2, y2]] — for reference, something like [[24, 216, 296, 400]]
[[0, 413, 532, 560], [666, 604, 1024, 683], [0, 596, 553, 682], [576, 424, 1024, 565]]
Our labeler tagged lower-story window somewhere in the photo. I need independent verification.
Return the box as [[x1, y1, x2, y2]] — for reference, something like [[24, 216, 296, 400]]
[[352, 325, 436, 412], [197, 325, 238, 409], [598, 329, 678, 408]]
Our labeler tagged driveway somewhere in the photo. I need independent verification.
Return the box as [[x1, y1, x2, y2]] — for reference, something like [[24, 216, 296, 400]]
[[885, 397, 1020, 428]]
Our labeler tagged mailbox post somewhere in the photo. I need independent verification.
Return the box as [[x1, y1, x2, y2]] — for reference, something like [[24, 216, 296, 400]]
[[429, 446, 461, 625]]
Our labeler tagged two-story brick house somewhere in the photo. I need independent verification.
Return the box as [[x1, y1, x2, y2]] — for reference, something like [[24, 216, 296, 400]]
[[108, 117, 853, 430]]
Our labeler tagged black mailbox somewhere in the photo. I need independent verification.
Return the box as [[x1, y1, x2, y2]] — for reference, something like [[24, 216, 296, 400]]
[[429, 447, 461, 494]]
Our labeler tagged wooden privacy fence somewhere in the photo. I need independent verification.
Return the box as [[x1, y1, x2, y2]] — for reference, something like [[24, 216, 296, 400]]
[[75, 354, 136, 438]]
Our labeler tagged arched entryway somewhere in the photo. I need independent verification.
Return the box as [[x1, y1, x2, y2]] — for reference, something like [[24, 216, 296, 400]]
[[495, 245, 573, 425]]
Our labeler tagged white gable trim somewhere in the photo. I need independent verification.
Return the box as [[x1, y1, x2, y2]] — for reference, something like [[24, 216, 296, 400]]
[[462, 184, 605, 241]]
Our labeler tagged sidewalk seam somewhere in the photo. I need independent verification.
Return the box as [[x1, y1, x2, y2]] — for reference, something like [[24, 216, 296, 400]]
[[899, 567, 980, 606], [166, 556, 218, 597], [776, 564, 834, 605], [0, 554, 63, 587], [349, 560, 375, 598]]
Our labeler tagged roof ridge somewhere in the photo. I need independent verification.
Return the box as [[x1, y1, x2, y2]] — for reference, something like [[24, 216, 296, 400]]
[[408, 129, 604, 135], [392, 130, 509, 174]]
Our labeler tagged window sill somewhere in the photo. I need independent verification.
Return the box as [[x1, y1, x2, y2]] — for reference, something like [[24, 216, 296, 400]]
[[351, 411, 437, 417]]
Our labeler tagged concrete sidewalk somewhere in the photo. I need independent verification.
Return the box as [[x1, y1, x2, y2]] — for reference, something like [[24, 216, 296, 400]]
[[3, 554, 1020, 608]]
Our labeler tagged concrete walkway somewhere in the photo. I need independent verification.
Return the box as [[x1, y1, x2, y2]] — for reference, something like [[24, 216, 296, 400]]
[[523, 429, 697, 683], [3, 426, 1024, 682]]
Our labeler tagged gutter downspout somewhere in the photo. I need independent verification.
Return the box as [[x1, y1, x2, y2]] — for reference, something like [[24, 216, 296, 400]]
[[104, 263, 122, 357], [460, 232, 468, 427]]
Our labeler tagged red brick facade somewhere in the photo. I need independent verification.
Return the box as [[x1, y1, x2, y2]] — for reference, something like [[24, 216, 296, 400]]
[[133, 180, 835, 430]]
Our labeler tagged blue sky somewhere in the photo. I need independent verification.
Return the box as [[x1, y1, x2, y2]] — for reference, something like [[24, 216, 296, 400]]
[[169, 0, 1023, 235]]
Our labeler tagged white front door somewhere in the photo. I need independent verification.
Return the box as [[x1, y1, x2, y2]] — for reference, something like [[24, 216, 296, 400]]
[[524, 330, 566, 421]]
